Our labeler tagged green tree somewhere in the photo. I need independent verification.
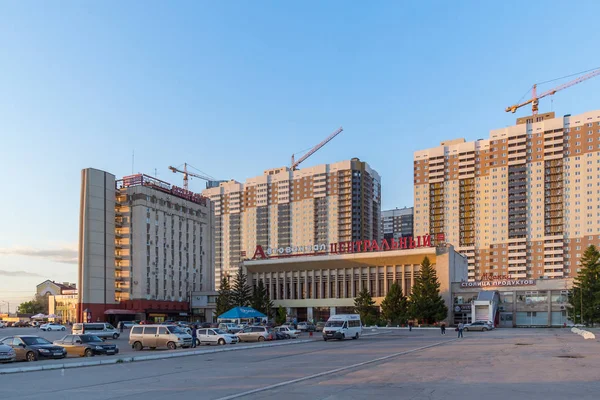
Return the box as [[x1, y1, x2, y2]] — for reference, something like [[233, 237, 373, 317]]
[[215, 276, 233, 317], [251, 280, 274, 317], [354, 287, 377, 326], [381, 282, 408, 326], [408, 256, 448, 324], [276, 305, 287, 325], [231, 266, 251, 307], [17, 299, 44, 315], [568, 245, 600, 326]]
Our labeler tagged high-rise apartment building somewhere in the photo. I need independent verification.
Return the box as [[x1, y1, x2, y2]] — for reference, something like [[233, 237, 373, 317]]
[[203, 158, 381, 287], [381, 207, 414, 240], [78, 169, 214, 323], [414, 110, 600, 281]]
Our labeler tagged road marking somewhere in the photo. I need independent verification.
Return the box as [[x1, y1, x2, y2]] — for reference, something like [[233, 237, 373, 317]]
[[214, 339, 457, 400]]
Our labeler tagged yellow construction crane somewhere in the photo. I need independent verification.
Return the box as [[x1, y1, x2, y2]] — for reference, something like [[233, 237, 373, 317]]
[[291, 126, 343, 171], [506, 67, 600, 115], [168, 163, 217, 191]]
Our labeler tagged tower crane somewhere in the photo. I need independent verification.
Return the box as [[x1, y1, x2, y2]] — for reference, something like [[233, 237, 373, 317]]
[[168, 163, 216, 191], [291, 126, 343, 171], [506, 67, 600, 115]]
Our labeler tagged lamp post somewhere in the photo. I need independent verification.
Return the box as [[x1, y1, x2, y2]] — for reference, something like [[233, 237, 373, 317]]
[[0, 300, 9, 315]]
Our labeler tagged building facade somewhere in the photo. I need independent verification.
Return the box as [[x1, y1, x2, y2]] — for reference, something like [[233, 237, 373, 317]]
[[414, 110, 600, 281], [243, 239, 466, 323], [381, 207, 414, 240], [452, 277, 572, 327], [78, 169, 215, 323], [203, 158, 381, 288]]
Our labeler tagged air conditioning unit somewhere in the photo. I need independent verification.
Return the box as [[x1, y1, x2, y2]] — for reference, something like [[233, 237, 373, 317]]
[[560, 305, 566, 310]]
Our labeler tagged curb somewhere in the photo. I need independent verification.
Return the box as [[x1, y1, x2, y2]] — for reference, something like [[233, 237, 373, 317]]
[[0, 339, 314, 375]]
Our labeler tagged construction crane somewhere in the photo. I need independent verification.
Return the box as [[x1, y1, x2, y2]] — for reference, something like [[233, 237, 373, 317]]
[[291, 126, 343, 171], [506, 67, 600, 115], [168, 163, 215, 191]]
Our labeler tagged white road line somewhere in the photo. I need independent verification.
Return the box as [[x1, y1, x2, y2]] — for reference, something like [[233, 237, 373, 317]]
[[214, 339, 457, 400]]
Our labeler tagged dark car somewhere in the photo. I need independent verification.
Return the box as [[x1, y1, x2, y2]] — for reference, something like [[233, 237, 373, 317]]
[[0, 335, 66, 362], [53, 334, 119, 357]]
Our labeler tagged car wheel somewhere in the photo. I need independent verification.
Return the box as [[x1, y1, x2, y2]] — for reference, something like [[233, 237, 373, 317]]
[[47, 327, 52, 331], [133, 341, 143, 351], [84, 348, 93, 357], [464, 328, 469, 332], [167, 341, 176, 350], [113, 333, 119, 339], [353, 333, 359, 340], [482, 328, 488, 332], [258, 336, 265, 342], [196, 339, 200, 346], [26, 351, 36, 362], [62, 327, 66, 331], [218, 339, 225, 345], [341, 334, 345, 340]]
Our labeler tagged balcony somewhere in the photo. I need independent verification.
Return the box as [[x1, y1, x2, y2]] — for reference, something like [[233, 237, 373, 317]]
[[508, 258, 526, 265], [508, 266, 527, 272], [544, 271, 564, 278], [510, 273, 528, 278]]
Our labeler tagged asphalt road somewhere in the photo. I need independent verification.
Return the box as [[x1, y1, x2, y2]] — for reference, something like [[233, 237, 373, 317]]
[[1, 328, 599, 400]]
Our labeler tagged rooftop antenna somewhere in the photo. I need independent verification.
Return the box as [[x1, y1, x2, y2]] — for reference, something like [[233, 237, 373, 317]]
[[132, 150, 135, 174]]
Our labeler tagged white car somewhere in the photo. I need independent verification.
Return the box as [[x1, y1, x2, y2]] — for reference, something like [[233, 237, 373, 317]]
[[274, 326, 300, 339], [0, 322, 6, 329], [0, 343, 16, 363], [196, 328, 239, 345], [40, 323, 66, 331]]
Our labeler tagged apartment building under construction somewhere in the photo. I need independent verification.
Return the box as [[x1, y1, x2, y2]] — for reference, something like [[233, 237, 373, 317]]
[[414, 110, 600, 281], [203, 158, 381, 287]]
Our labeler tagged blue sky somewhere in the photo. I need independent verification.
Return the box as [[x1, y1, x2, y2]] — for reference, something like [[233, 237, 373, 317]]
[[1, 1, 599, 311]]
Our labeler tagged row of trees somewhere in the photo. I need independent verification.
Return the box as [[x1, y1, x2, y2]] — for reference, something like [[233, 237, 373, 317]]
[[354, 257, 448, 326], [17, 294, 49, 315], [568, 245, 600, 326], [215, 267, 274, 318]]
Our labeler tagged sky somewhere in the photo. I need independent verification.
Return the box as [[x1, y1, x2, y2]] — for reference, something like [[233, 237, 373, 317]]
[[1, 1, 600, 312]]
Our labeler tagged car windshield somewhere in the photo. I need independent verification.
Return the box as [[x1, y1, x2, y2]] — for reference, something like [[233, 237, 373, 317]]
[[325, 321, 344, 327], [22, 337, 51, 345], [213, 329, 227, 335], [167, 326, 185, 334], [81, 335, 103, 343]]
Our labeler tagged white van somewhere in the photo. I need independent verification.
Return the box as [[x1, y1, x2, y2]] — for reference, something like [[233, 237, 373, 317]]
[[322, 314, 362, 341], [72, 323, 120, 339], [129, 324, 193, 350]]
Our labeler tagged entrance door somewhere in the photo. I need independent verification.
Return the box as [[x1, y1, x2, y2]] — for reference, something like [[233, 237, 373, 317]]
[[499, 312, 513, 328]]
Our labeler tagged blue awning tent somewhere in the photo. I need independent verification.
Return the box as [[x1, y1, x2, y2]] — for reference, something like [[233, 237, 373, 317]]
[[218, 307, 266, 320]]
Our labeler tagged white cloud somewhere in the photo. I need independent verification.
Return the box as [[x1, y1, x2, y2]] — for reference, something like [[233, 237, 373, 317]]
[[0, 269, 44, 277], [0, 246, 78, 264]]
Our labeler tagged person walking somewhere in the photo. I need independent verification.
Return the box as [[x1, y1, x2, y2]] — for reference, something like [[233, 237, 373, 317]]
[[191, 324, 197, 348], [408, 321, 413, 332], [457, 322, 464, 338], [119, 322, 124, 334], [441, 323, 446, 335]]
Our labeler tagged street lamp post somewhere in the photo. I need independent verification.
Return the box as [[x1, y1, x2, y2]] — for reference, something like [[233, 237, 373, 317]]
[[0, 300, 9, 315]]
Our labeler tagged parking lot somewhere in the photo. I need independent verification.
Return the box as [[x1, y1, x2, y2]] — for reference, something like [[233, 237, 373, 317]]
[[0, 326, 319, 369], [1, 328, 600, 399]]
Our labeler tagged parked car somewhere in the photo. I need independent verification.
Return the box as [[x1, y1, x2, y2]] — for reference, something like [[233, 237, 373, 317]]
[[117, 321, 137, 330], [236, 326, 273, 342], [274, 326, 300, 339], [463, 321, 494, 332], [53, 334, 119, 357], [40, 323, 67, 331], [196, 328, 239, 346], [273, 331, 288, 340], [322, 314, 362, 341], [129, 325, 193, 351], [0, 335, 66, 361], [297, 322, 316, 332], [72, 323, 120, 339], [218, 323, 243, 334], [315, 322, 325, 332], [0, 342, 16, 363], [0, 322, 6, 329], [13, 321, 30, 328]]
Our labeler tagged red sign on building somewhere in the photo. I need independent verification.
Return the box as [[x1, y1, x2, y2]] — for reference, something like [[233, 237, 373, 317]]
[[252, 234, 444, 260]]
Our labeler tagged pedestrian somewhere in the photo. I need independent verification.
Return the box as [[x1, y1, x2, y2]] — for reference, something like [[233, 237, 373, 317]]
[[119, 322, 124, 333], [191, 324, 197, 348], [408, 321, 413, 332], [441, 323, 446, 335], [457, 322, 464, 338]]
